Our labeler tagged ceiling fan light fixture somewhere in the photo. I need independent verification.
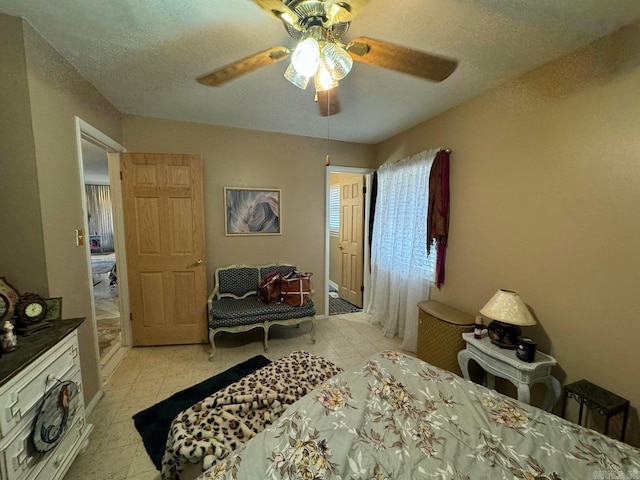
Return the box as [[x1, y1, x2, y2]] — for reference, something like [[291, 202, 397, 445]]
[[321, 42, 353, 80], [284, 63, 310, 89], [291, 37, 321, 77], [198, 1, 459, 117]]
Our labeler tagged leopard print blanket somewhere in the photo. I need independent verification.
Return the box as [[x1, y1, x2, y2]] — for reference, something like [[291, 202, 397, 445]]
[[160, 351, 342, 479]]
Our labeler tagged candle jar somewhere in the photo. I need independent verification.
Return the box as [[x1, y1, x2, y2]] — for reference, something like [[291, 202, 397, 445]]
[[474, 316, 484, 339]]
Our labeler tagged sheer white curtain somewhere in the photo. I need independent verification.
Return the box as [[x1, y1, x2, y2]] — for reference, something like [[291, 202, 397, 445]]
[[85, 184, 115, 252], [366, 149, 438, 352]]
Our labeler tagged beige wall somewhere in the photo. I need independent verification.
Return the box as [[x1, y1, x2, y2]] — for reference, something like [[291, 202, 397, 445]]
[[378, 23, 640, 446], [122, 115, 376, 315], [0, 15, 124, 407], [0, 15, 47, 292]]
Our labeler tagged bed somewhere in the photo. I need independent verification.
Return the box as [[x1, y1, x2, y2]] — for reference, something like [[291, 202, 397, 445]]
[[193, 350, 640, 480]]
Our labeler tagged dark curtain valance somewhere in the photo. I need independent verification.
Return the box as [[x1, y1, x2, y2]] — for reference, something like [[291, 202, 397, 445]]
[[426, 149, 450, 289]]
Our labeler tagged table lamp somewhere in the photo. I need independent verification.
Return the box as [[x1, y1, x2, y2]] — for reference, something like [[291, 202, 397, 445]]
[[479, 289, 536, 349]]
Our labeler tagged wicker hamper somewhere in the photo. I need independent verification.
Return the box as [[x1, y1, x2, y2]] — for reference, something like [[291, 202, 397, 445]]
[[417, 300, 475, 376]]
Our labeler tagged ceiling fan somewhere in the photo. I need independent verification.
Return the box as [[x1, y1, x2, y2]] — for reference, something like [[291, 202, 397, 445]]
[[197, 0, 458, 116]]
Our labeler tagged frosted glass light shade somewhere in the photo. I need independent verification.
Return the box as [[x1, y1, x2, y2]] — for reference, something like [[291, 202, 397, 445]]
[[284, 63, 309, 90], [314, 62, 338, 92], [321, 42, 353, 80], [291, 38, 320, 78], [479, 289, 536, 326]]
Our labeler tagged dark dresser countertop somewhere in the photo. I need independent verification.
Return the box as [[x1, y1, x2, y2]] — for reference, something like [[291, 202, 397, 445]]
[[0, 317, 85, 388]]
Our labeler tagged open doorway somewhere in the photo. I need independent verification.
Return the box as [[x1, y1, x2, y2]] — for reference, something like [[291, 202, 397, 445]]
[[76, 117, 130, 386], [325, 166, 374, 317], [82, 139, 121, 362]]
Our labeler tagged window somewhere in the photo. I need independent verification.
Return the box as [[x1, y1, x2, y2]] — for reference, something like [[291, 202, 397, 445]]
[[370, 150, 437, 282], [329, 184, 340, 236], [367, 148, 439, 351]]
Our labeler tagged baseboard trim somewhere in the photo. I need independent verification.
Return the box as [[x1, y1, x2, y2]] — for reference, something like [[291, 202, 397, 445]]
[[85, 389, 104, 418], [101, 342, 129, 384]]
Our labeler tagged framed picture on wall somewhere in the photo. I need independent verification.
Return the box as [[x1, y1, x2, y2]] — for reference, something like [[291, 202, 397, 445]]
[[224, 187, 281, 236]]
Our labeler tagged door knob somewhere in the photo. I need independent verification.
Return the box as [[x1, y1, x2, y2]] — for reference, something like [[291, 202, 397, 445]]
[[186, 259, 204, 268]]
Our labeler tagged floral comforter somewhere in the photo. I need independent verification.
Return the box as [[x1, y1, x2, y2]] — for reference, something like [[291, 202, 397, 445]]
[[197, 351, 640, 480]]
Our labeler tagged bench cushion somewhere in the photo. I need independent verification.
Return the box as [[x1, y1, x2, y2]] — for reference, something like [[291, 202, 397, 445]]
[[217, 267, 259, 297], [210, 295, 315, 328]]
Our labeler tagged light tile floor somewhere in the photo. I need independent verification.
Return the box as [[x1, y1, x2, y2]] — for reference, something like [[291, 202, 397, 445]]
[[64, 313, 406, 480]]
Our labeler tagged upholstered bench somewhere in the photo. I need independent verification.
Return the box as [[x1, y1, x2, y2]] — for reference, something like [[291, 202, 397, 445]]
[[207, 263, 316, 359]]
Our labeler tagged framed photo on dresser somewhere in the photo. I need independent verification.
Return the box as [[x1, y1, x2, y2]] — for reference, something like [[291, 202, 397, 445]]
[[44, 297, 63, 321]]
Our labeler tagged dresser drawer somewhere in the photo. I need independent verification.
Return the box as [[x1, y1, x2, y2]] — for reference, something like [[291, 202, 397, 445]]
[[34, 416, 90, 480], [0, 368, 83, 480], [0, 332, 79, 439]]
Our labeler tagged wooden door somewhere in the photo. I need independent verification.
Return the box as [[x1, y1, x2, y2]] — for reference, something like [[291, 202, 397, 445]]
[[339, 174, 364, 308], [121, 153, 207, 345]]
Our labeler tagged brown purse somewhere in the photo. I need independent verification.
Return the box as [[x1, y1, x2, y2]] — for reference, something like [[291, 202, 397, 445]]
[[258, 271, 281, 304], [280, 272, 312, 306]]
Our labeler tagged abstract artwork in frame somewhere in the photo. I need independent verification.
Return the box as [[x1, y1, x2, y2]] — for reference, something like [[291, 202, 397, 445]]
[[224, 188, 281, 236]]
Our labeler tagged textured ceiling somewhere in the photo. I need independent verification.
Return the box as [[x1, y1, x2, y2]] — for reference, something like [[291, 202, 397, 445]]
[[2, 0, 640, 144]]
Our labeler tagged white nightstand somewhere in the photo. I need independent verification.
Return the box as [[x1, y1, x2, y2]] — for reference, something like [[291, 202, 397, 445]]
[[457, 332, 561, 411]]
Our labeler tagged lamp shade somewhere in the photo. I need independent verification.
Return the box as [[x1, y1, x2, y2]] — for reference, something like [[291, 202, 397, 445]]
[[284, 63, 309, 90], [480, 290, 536, 349], [291, 37, 320, 78], [321, 42, 352, 80], [479, 290, 536, 326], [314, 62, 338, 92]]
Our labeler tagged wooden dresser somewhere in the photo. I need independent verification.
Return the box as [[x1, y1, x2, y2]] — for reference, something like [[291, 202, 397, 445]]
[[0, 318, 92, 480]]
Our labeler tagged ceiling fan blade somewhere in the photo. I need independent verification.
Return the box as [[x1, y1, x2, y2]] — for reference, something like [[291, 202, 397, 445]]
[[325, 0, 372, 23], [347, 36, 458, 82], [251, 0, 298, 25], [316, 87, 341, 117], [197, 47, 291, 87]]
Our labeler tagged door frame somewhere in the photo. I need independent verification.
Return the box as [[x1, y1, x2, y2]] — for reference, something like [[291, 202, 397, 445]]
[[324, 166, 373, 318], [74, 118, 130, 377]]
